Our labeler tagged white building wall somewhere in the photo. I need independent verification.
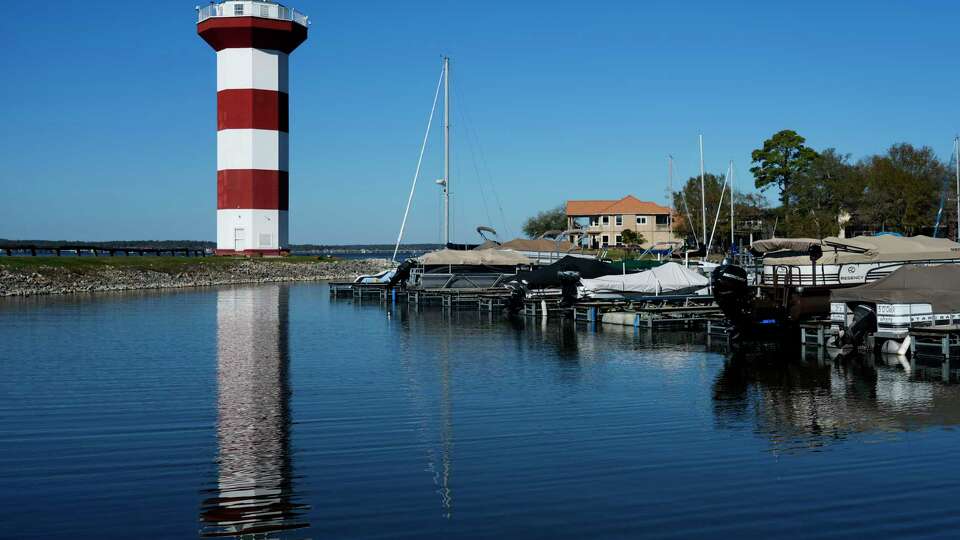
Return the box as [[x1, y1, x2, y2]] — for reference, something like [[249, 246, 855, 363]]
[[217, 209, 287, 252]]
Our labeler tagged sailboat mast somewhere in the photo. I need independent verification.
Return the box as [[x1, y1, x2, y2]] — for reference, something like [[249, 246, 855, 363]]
[[443, 56, 451, 246], [699, 134, 706, 250], [729, 160, 735, 250], [668, 155, 674, 239], [955, 136, 959, 243]]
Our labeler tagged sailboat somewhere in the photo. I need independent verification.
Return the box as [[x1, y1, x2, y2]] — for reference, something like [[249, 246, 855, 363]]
[[385, 57, 533, 290]]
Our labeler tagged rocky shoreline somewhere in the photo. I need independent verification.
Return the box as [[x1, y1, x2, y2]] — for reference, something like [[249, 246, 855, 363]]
[[0, 258, 392, 297]]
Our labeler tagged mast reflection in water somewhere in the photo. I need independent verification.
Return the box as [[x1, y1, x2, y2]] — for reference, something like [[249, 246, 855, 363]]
[[713, 349, 960, 451], [200, 285, 308, 538]]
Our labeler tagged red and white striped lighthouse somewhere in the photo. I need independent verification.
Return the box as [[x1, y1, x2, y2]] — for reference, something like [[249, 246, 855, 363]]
[[197, 1, 308, 255]]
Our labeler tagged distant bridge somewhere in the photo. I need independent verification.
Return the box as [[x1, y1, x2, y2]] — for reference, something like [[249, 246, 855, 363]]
[[0, 243, 208, 257]]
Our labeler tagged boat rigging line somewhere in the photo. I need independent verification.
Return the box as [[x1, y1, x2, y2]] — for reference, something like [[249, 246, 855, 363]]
[[392, 63, 445, 262], [453, 77, 513, 239], [706, 161, 731, 254], [673, 158, 699, 246]]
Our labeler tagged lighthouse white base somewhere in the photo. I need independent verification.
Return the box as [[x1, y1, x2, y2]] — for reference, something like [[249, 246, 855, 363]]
[[217, 209, 288, 254]]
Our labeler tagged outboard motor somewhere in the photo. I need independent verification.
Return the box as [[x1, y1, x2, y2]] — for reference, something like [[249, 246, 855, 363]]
[[839, 303, 876, 347], [387, 258, 416, 288], [503, 280, 528, 316], [557, 271, 581, 309], [711, 264, 753, 335]]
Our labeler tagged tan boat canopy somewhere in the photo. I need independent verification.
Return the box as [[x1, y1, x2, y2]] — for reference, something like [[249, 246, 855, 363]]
[[474, 238, 577, 252], [418, 248, 533, 266], [754, 235, 960, 265]]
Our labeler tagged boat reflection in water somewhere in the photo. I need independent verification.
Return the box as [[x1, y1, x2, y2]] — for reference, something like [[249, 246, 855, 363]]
[[713, 348, 960, 450], [200, 285, 308, 538]]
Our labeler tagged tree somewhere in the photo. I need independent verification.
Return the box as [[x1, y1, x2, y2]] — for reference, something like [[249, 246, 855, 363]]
[[787, 148, 862, 238], [672, 173, 768, 248], [858, 143, 946, 235], [750, 130, 819, 215], [522, 204, 567, 238], [621, 229, 645, 245]]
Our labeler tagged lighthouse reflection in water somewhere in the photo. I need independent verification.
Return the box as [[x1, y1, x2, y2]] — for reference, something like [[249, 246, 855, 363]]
[[201, 285, 308, 538]]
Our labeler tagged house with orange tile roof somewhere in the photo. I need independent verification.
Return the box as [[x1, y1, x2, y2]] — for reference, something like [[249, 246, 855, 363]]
[[566, 195, 680, 249]]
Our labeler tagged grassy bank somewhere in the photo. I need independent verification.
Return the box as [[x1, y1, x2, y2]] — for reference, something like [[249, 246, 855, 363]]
[[0, 255, 337, 274]]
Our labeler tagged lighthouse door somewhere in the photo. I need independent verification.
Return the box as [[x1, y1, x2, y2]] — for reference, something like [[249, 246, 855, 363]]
[[233, 228, 245, 252]]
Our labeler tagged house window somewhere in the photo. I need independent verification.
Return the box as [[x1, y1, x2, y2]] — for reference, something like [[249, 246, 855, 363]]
[[656, 215, 669, 225], [602, 235, 609, 246], [234, 3, 244, 15], [636, 216, 648, 225], [602, 216, 609, 225], [616, 235, 622, 245], [615, 215, 623, 226], [590, 216, 599, 226]]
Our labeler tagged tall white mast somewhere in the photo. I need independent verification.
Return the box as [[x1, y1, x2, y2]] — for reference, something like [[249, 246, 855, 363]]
[[699, 134, 706, 250], [955, 136, 959, 243], [729, 160, 735, 250], [443, 56, 451, 245], [668, 155, 674, 238]]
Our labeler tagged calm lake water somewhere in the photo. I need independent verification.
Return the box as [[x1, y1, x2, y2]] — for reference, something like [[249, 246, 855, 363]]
[[3, 282, 960, 539]]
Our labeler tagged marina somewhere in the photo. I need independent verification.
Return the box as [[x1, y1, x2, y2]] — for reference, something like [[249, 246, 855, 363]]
[[6, 0, 960, 538]]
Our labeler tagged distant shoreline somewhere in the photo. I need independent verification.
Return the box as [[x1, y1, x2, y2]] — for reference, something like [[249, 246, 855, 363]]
[[0, 256, 392, 297]]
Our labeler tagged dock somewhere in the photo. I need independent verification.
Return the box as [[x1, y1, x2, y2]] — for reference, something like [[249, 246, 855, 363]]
[[329, 281, 724, 330]]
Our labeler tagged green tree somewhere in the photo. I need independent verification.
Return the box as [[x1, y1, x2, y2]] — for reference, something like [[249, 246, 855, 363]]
[[522, 204, 567, 238], [621, 229, 645, 245], [859, 143, 946, 235], [750, 130, 819, 215], [787, 148, 862, 238]]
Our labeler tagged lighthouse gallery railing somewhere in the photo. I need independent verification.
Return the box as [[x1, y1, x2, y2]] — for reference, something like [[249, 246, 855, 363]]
[[197, 2, 308, 27]]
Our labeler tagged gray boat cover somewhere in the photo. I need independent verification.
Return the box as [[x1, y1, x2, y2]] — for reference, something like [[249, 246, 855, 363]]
[[830, 264, 960, 312], [418, 248, 533, 266], [757, 235, 960, 265], [580, 262, 709, 295]]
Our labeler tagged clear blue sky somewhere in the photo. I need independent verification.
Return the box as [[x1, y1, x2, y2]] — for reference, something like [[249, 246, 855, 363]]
[[2, 1, 958, 244]]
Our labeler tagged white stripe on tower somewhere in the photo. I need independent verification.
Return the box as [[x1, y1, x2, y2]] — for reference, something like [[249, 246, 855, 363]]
[[216, 48, 289, 93], [216, 47, 288, 254]]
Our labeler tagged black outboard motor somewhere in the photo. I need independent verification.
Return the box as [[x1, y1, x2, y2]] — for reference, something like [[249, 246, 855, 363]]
[[503, 280, 528, 316], [557, 271, 581, 309], [387, 258, 416, 288], [839, 303, 876, 347], [711, 264, 753, 336]]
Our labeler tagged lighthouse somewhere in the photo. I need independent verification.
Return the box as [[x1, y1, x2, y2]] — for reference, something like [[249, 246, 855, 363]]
[[197, 2, 308, 255]]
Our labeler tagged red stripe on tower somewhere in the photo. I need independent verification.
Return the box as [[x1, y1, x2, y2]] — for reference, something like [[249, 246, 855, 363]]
[[217, 90, 289, 132], [197, 2, 307, 256]]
